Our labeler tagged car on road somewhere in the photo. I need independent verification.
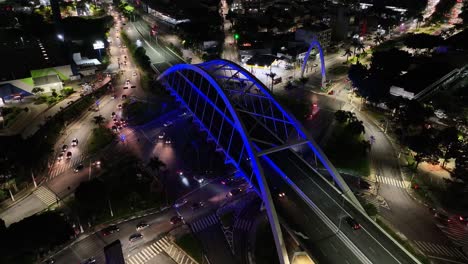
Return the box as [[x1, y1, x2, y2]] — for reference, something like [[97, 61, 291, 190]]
[[174, 199, 188, 208], [131, 85, 137, 89], [81, 257, 96, 264], [163, 121, 173, 127], [111, 112, 116, 117], [459, 215, 468, 223], [74, 164, 84, 173], [228, 188, 242, 197], [129, 233, 143, 242], [170, 215, 183, 225], [118, 104, 122, 109], [191, 201, 205, 210], [66, 151, 72, 159], [136, 222, 150, 231], [435, 212, 451, 223], [221, 177, 245, 186], [158, 132, 165, 140], [71, 138, 79, 147], [101, 225, 120, 236], [45, 258, 55, 264], [112, 125, 119, 133], [125, 79, 130, 85], [62, 144, 68, 152], [57, 153, 64, 161], [164, 137, 172, 144], [193, 175, 204, 183], [345, 216, 361, 230], [121, 94, 127, 100], [272, 186, 286, 198]]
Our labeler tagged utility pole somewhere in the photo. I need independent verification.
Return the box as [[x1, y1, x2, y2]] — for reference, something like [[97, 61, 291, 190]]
[[9, 189, 14, 202], [31, 170, 37, 188], [108, 198, 114, 217]]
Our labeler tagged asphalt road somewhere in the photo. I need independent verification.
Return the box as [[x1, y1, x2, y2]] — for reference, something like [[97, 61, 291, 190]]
[[265, 149, 419, 264], [48, 173, 237, 264]]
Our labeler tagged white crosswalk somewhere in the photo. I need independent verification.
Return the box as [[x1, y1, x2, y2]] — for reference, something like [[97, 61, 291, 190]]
[[33, 186, 57, 206], [190, 214, 218, 233], [48, 154, 86, 178], [126, 236, 171, 264], [437, 221, 468, 248], [234, 218, 252, 231], [413, 241, 468, 261], [376, 175, 409, 189]]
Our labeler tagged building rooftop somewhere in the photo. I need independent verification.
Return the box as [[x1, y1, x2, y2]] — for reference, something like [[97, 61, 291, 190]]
[[246, 54, 277, 67], [32, 74, 61, 86]]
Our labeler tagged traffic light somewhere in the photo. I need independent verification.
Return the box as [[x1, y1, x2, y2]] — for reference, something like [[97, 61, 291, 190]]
[[234, 33, 239, 40]]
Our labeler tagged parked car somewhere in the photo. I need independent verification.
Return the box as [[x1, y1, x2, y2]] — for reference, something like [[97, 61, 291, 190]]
[[129, 233, 143, 242], [62, 144, 68, 152], [170, 215, 183, 225], [57, 153, 64, 161], [345, 217, 361, 230], [81, 257, 96, 264], [163, 121, 173, 127], [74, 164, 84, 173], [435, 212, 451, 223], [191, 201, 205, 210], [66, 151, 72, 159], [101, 225, 120, 236], [136, 222, 150, 231], [227, 188, 242, 197]]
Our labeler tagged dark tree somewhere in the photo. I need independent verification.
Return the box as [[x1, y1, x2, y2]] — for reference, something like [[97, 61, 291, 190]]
[[451, 143, 468, 183], [437, 127, 460, 167], [0, 212, 73, 263], [93, 115, 105, 125], [334, 110, 354, 123], [348, 62, 368, 92], [403, 33, 444, 50], [147, 156, 166, 178], [346, 119, 365, 136], [370, 48, 412, 79], [75, 179, 107, 219]]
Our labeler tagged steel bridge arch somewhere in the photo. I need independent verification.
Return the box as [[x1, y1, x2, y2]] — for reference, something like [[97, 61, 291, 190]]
[[301, 39, 326, 87], [158, 59, 363, 264], [157, 62, 290, 264]]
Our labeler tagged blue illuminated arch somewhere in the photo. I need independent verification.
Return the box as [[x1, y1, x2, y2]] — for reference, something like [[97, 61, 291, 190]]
[[158, 60, 364, 264], [158, 63, 291, 264], [301, 39, 326, 87]]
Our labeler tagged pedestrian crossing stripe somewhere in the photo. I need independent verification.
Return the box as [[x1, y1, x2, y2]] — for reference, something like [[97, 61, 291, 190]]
[[376, 175, 409, 188], [438, 223, 468, 247], [49, 154, 86, 178], [413, 241, 468, 260], [190, 214, 218, 233], [126, 237, 170, 264], [234, 219, 252, 231], [33, 186, 57, 206]]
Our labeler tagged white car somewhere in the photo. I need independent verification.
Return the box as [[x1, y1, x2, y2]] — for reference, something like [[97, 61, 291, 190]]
[[174, 199, 188, 208], [193, 175, 204, 183], [71, 138, 79, 147], [164, 138, 172, 144], [158, 132, 165, 140]]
